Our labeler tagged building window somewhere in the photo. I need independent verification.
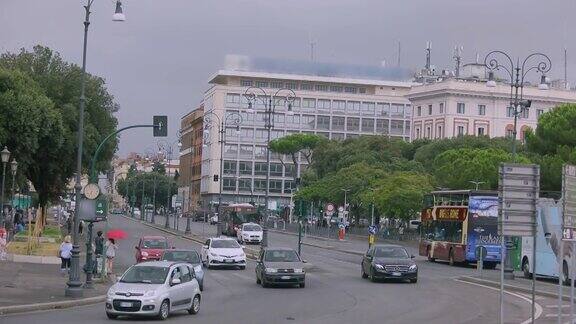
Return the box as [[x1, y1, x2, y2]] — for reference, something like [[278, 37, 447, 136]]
[[417, 106, 422, 116], [302, 98, 316, 109], [347, 101, 361, 113], [426, 127, 431, 139], [269, 180, 283, 193], [238, 179, 252, 192], [521, 108, 530, 119], [391, 104, 404, 117], [347, 117, 360, 131], [506, 129, 514, 138], [390, 120, 403, 135], [457, 126, 465, 136], [300, 83, 313, 91], [270, 163, 283, 177], [270, 81, 283, 88], [333, 100, 346, 111], [223, 161, 237, 175], [477, 127, 485, 136], [439, 102, 444, 114], [507, 106, 515, 118], [317, 99, 331, 110], [457, 103, 465, 114], [377, 103, 389, 116], [332, 116, 345, 130], [361, 102, 376, 114], [226, 93, 241, 104], [428, 105, 433, 115], [359, 88, 367, 94], [332, 133, 345, 140], [344, 86, 357, 93], [415, 128, 421, 139], [315, 84, 328, 92], [330, 85, 343, 92], [224, 144, 238, 158], [254, 146, 266, 160], [254, 162, 268, 175], [284, 82, 297, 90], [254, 179, 266, 192], [284, 180, 295, 194], [361, 119, 375, 132], [437, 125, 443, 138], [317, 116, 330, 130], [376, 119, 389, 134], [285, 164, 296, 177], [302, 115, 316, 129], [537, 109, 544, 117], [238, 161, 252, 175], [240, 80, 253, 87], [255, 81, 268, 88], [478, 104, 486, 116], [223, 178, 236, 191]]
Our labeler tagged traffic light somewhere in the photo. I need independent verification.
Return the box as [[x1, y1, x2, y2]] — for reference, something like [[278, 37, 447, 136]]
[[213, 174, 219, 182], [153, 115, 168, 137]]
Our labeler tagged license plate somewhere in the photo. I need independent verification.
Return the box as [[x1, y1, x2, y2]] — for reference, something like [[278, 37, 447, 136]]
[[281, 276, 291, 280], [225, 259, 234, 263], [392, 272, 402, 277], [120, 302, 132, 307]]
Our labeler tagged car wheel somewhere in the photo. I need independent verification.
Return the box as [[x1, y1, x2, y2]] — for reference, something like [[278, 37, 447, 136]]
[[262, 278, 269, 288], [369, 268, 377, 282], [522, 258, 532, 279], [188, 294, 200, 315], [299, 282, 305, 288], [427, 247, 435, 262], [448, 250, 455, 266], [157, 299, 170, 320], [239, 265, 246, 270], [256, 275, 261, 284], [106, 313, 118, 320], [563, 261, 571, 286], [361, 266, 368, 279], [410, 278, 418, 284], [199, 282, 204, 291]]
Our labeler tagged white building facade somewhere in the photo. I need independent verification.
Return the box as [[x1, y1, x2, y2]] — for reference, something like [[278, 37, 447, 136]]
[[199, 70, 413, 209]]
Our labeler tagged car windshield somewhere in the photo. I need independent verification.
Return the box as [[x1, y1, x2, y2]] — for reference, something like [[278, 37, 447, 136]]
[[211, 240, 240, 249], [244, 224, 262, 231], [373, 247, 409, 259], [142, 239, 168, 249], [120, 266, 169, 284], [162, 251, 200, 263], [265, 250, 300, 262]]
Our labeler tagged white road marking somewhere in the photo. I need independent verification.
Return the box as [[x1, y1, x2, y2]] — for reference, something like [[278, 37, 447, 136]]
[[454, 278, 543, 324], [547, 304, 570, 308]]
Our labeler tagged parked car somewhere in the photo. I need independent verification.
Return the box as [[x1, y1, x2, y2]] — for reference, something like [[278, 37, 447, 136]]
[[209, 214, 218, 225], [255, 247, 306, 288], [237, 223, 263, 244], [133, 208, 141, 217], [200, 237, 246, 270], [105, 261, 201, 320], [135, 236, 170, 263], [408, 219, 421, 230], [161, 249, 204, 291], [361, 244, 418, 283]]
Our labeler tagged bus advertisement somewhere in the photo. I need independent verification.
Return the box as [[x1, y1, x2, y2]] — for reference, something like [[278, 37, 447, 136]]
[[419, 191, 502, 268]]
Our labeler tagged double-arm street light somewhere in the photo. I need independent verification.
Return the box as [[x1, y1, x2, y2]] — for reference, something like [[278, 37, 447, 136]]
[[0, 146, 11, 228], [243, 87, 296, 248], [483, 51, 551, 283], [202, 111, 243, 236], [158, 138, 182, 229], [67, 0, 125, 298]]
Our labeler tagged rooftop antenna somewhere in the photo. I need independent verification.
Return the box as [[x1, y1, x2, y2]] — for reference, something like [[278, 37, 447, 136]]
[[397, 41, 401, 67], [425, 41, 432, 71], [308, 32, 317, 62], [453, 45, 463, 77]]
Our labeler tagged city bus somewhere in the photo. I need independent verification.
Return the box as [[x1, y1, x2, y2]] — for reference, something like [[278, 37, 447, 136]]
[[220, 203, 262, 236], [418, 190, 501, 268]]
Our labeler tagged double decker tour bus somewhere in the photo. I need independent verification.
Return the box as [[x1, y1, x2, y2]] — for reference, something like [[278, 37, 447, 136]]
[[220, 203, 262, 236], [418, 190, 501, 269]]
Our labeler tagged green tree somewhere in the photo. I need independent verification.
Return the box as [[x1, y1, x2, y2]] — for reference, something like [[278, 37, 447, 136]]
[[526, 104, 576, 156], [269, 133, 325, 184], [432, 148, 529, 190], [117, 172, 177, 210], [152, 161, 166, 175]]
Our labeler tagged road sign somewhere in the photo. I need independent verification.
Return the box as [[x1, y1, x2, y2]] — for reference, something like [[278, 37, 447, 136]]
[[338, 206, 344, 213], [79, 198, 106, 222], [562, 164, 576, 240], [368, 225, 378, 235], [498, 163, 540, 236], [94, 197, 108, 222], [325, 203, 335, 216]]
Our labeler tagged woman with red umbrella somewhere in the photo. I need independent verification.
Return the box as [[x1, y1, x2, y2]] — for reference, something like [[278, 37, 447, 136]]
[[105, 229, 126, 275]]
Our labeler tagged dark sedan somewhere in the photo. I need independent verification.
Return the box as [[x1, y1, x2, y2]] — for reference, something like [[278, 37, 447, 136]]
[[256, 248, 306, 288], [361, 244, 418, 283]]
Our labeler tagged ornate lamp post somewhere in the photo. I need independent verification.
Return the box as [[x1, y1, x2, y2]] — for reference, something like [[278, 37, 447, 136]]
[[0, 147, 10, 228], [9, 160, 17, 222], [243, 87, 295, 247], [483, 51, 551, 281]]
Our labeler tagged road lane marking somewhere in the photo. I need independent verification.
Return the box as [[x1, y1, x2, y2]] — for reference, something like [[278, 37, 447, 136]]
[[454, 278, 543, 324], [547, 305, 570, 308]]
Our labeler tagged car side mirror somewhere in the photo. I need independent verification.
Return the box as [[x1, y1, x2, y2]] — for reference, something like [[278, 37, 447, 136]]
[[366, 254, 373, 260], [171, 278, 181, 286], [302, 260, 308, 264], [203, 245, 208, 249]]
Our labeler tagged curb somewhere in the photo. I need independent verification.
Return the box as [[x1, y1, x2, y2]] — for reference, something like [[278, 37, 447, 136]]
[[0, 295, 106, 316], [457, 275, 572, 301], [120, 215, 260, 260]]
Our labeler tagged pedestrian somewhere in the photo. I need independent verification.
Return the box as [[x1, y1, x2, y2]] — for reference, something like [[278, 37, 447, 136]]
[[59, 235, 73, 274], [106, 238, 118, 275], [398, 224, 405, 241], [66, 216, 72, 235], [79, 220, 84, 235], [95, 231, 104, 256], [0, 228, 7, 261]]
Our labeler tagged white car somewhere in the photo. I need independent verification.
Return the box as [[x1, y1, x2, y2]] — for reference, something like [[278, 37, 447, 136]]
[[201, 237, 246, 270], [237, 223, 263, 244], [105, 261, 201, 320]]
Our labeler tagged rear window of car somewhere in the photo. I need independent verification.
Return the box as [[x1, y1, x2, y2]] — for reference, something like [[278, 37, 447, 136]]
[[264, 250, 300, 262], [142, 239, 168, 249], [162, 251, 200, 263]]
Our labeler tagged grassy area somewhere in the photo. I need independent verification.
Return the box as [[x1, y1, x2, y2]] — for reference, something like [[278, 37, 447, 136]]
[[14, 224, 62, 240], [7, 241, 60, 256]]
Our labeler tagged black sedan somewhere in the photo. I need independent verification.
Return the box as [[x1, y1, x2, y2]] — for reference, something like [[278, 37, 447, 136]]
[[256, 248, 306, 288], [361, 244, 418, 283]]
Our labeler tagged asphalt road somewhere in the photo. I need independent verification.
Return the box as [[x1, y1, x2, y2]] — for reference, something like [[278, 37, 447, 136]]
[[1, 215, 541, 324]]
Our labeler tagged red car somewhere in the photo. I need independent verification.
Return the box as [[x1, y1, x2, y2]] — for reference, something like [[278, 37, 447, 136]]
[[135, 236, 170, 263]]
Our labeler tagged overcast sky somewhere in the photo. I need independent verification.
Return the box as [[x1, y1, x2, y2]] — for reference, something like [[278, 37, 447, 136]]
[[2, 0, 574, 156]]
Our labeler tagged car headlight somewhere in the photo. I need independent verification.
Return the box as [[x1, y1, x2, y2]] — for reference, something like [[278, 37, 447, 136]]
[[374, 264, 384, 270], [265, 268, 277, 273], [409, 264, 418, 272], [243, 233, 250, 237], [210, 252, 218, 257], [144, 290, 156, 297], [294, 268, 304, 273], [141, 251, 149, 257], [107, 290, 116, 298], [194, 265, 202, 273]]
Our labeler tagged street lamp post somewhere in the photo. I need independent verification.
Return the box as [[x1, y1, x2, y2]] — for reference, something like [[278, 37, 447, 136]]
[[484, 51, 551, 282], [341, 188, 350, 224], [141, 179, 146, 221], [0, 147, 11, 228], [243, 87, 295, 247], [469, 180, 485, 191], [67, 0, 125, 298], [10, 160, 18, 222], [202, 111, 243, 236]]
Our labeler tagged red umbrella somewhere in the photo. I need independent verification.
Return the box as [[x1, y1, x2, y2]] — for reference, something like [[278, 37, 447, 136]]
[[107, 229, 128, 240]]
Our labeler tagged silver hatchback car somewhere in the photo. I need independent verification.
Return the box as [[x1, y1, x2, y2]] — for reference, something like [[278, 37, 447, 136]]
[[106, 261, 201, 320]]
